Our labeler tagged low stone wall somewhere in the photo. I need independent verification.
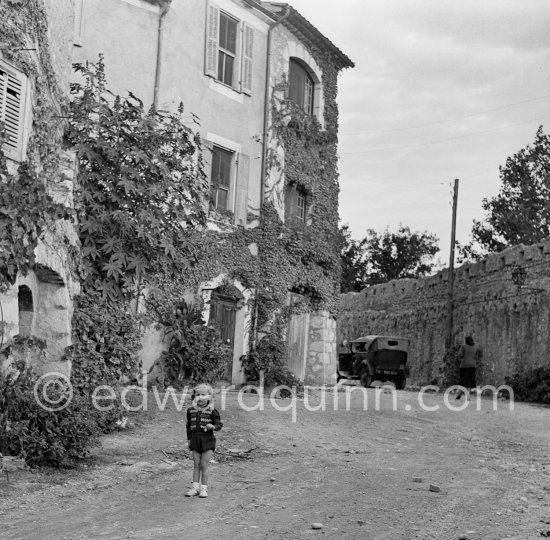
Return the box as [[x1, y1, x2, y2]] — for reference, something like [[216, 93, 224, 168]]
[[338, 240, 550, 386]]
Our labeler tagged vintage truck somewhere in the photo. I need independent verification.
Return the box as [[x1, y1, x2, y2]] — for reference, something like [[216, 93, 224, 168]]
[[337, 335, 410, 389]]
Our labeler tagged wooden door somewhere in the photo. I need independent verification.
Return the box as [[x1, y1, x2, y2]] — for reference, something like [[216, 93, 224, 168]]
[[287, 311, 309, 380], [209, 295, 237, 380]]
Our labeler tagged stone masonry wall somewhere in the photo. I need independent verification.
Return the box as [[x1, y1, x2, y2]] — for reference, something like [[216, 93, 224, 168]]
[[305, 311, 337, 385], [338, 240, 550, 387]]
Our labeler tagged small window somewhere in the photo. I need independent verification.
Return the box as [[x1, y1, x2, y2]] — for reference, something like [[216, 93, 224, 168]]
[[18, 285, 33, 338], [285, 184, 309, 224], [211, 146, 233, 211], [289, 59, 314, 115], [0, 61, 28, 161]]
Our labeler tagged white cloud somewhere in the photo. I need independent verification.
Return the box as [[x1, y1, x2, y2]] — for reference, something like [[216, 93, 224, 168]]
[[289, 0, 550, 259]]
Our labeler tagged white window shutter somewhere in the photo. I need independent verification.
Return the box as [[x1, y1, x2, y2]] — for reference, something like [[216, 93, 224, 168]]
[[234, 153, 250, 226], [205, 1, 220, 78], [240, 23, 254, 95], [0, 64, 27, 161]]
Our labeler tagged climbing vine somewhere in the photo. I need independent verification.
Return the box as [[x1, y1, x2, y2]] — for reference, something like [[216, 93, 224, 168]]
[[0, 141, 72, 290], [63, 58, 210, 388], [1, 2, 344, 391], [143, 53, 344, 357], [0, 0, 74, 291], [68, 57, 208, 301]]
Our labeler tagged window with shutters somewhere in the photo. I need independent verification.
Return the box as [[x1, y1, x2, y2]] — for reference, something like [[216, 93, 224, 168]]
[[285, 184, 309, 224], [207, 135, 250, 227], [205, 2, 254, 95], [0, 60, 29, 162], [289, 58, 315, 115]]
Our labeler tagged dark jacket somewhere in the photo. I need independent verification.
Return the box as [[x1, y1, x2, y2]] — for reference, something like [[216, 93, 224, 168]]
[[186, 406, 223, 440], [459, 343, 481, 369]]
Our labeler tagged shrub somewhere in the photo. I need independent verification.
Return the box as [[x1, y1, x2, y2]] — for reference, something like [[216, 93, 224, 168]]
[[241, 334, 303, 390], [160, 303, 232, 385], [0, 369, 104, 467], [439, 345, 462, 388], [505, 365, 550, 404]]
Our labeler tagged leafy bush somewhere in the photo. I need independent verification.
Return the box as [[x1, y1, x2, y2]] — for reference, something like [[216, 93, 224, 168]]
[[241, 334, 303, 389], [439, 345, 462, 388], [0, 369, 106, 467], [160, 302, 232, 385], [506, 365, 550, 404], [69, 57, 207, 300]]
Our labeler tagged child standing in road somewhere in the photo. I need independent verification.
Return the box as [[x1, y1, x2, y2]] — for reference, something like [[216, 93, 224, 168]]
[[185, 383, 223, 498]]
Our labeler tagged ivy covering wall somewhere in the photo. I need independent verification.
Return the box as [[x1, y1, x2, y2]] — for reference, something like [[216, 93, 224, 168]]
[[1, 1, 346, 384], [0, 0, 76, 291]]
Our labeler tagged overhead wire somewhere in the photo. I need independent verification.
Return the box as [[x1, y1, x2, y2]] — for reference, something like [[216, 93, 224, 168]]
[[341, 92, 550, 137], [340, 114, 550, 155]]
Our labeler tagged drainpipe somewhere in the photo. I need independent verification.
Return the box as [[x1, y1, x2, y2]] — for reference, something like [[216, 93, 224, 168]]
[[153, 0, 172, 109], [259, 4, 291, 218]]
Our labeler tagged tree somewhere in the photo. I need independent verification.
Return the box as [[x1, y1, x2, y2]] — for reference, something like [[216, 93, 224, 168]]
[[339, 225, 439, 291], [68, 57, 208, 300], [364, 226, 440, 285], [471, 126, 550, 253], [339, 224, 368, 292]]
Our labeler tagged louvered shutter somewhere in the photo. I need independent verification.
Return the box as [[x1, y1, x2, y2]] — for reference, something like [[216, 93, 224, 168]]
[[240, 23, 254, 95], [234, 153, 250, 226], [205, 1, 220, 78], [0, 65, 26, 161]]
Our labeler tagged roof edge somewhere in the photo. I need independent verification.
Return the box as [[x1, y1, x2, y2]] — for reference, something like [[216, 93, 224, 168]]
[[245, 1, 354, 69]]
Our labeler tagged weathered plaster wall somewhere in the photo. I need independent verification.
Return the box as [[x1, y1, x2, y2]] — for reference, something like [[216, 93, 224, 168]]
[[338, 241, 550, 386], [75, 0, 346, 385], [76, 0, 269, 221], [0, 1, 79, 375], [43, 0, 75, 90]]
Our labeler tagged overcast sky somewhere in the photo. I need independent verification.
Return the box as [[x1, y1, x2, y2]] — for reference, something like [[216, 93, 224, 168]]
[[287, 0, 550, 264]]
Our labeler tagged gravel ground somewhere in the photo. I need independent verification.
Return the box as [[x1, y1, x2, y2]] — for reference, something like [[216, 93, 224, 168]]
[[1, 387, 549, 539]]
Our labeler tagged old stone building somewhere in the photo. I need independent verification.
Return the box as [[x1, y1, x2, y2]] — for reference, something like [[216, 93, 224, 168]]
[[72, 0, 353, 385], [0, 0, 80, 376], [2, 0, 353, 385]]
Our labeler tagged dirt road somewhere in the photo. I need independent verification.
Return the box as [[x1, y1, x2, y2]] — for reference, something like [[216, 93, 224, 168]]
[[1, 387, 549, 539]]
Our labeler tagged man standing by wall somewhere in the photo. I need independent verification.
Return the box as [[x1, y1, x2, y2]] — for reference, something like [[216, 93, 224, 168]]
[[456, 336, 482, 400]]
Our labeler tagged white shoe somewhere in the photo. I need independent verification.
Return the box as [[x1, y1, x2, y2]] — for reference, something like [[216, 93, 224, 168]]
[[199, 485, 208, 498], [186, 482, 200, 497]]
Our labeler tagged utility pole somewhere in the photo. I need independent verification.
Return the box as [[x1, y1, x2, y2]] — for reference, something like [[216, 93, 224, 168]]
[[445, 179, 459, 350]]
